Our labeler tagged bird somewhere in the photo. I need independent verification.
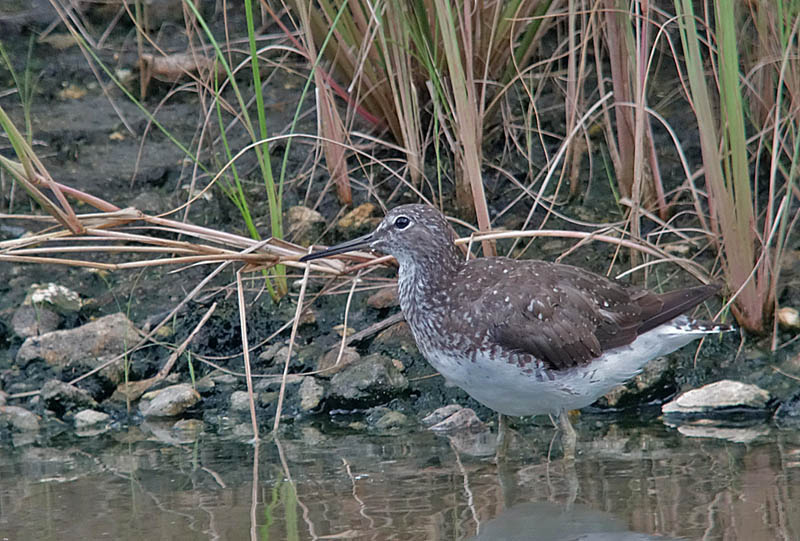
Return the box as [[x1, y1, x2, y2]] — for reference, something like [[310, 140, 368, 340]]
[[300, 204, 730, 458]]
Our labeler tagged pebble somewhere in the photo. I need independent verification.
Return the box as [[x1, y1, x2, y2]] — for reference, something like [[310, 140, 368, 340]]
[[662, 380, 770, 415], [230, 391, 251, 413], [0, 405, 40, 432], [74, 409, 111, 429], [299, 377, 325, 411], [41, 379, 98, 414], [329, 354, 408, 401], [139, 383, 201, 418], [316, 346, 361, 375]]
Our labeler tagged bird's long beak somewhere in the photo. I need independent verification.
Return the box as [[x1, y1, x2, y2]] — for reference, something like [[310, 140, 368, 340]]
[[299, 232, 374, 262]]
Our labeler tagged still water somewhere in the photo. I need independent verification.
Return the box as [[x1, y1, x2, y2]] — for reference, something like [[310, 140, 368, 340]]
[[1, 414, 798, 540]]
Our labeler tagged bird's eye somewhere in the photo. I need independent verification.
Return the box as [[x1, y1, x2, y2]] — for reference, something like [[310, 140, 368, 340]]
[[394, 216, 411, 230]]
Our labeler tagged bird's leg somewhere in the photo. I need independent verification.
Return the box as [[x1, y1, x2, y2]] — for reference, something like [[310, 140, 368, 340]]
[[557, 410, 577, 460], [495, 413, 510, 461]]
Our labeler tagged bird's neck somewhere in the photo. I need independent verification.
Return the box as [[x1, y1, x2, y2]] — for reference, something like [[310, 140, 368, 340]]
[[396, 248, 463, 316]]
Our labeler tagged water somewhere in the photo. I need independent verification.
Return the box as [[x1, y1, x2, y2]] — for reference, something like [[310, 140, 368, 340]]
[[1, 416, 798, 540]]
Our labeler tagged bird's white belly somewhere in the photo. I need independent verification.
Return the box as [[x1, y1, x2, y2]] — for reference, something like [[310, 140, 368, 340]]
[[423, 319, 704, 416]]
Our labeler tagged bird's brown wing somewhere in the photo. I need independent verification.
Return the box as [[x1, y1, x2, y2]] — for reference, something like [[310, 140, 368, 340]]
[[475, 262, 717, 371]]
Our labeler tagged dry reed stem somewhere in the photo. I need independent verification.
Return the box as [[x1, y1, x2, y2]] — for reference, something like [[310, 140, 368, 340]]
[[236, 268, 259, 441]]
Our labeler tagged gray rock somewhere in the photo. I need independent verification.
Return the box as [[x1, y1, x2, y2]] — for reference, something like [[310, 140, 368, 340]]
[[230, 390, 251, 413], [329, 353, 408, 402], [74, 409, 111, 429], [373, 410, 408, 430], [299, 377, 325, 411], [602, 356, 671, 408], [139, 383, 200, 418], [774, 390, 800, 427], [422, 405, 464, 426], [673, 424, 769, 444], [428, 407, 485, 432], [0, 391, 6, 407], [316, 346, 361, 375], [16, 313, 138, 384], [25, 282, 82, 313], [662, 380, 770, 415], [0, 405, 40, 431], [11, 305, 62, 338], [372, 322, 418, 354], [41, 379, 98, 414], [258, 342, 287, 364], [254, 374, 303, 392]]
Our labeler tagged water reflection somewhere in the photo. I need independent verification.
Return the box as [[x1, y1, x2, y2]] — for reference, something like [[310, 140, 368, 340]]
[[0, 418, 798, 540]]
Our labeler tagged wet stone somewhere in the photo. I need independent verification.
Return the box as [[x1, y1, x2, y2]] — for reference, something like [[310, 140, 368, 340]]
[[423, 404, 469, 426], [662, 380, 771, 416], [371, 410, 409, 430], [372, 322, 418, 355], [16, 312, 138, 385], [329, 353, 408, 403], [774, 389, 800, 428], [299, 377, 325, 411], [11, 305, 62, 338], [41, 379, 98, 415], [139, 383, 200, 418], [74, 409, 111, 429], [230, 391, 251, 413], [428, 407, 485, 432], [316, 346, 361, 376], [0, 405, 40, 432]]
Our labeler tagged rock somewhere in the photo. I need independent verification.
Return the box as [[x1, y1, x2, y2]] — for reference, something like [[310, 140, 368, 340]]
[[371, 410, 409, 430], [74, 409, 111, 429], [0, 405, 40, 431], [41, 379, 98, 415], [422, 404, 468, 426], [299, 377, 325, 411], [194, 375, 215, 394], [777, 307, 800, 329], [672, 423, 769, 444], [139, 383, 200, 418], [428, 407, 485, 432], [774, 390, 800, 428], [0, 391, 7, 407], [337, 202, 380, 236], [129, 190, 165, 213], [16, 313, 139, 384], [230, 390, 251, 413], [316, 346, 361, 375], [172, 419, 204, 438], [209, 371, 238, 386], [287, 205, 326, 246], [11, 305, 62, 338], [254, 374, 303, 392], [602, 356, 672, 408], [367, 287, 399, 309], [25, 282, 82, 313], [372, 322, 418, 354], [662, 380, 771, 416], [258, 342, 287, 365], [329, 353, 408, 402]]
